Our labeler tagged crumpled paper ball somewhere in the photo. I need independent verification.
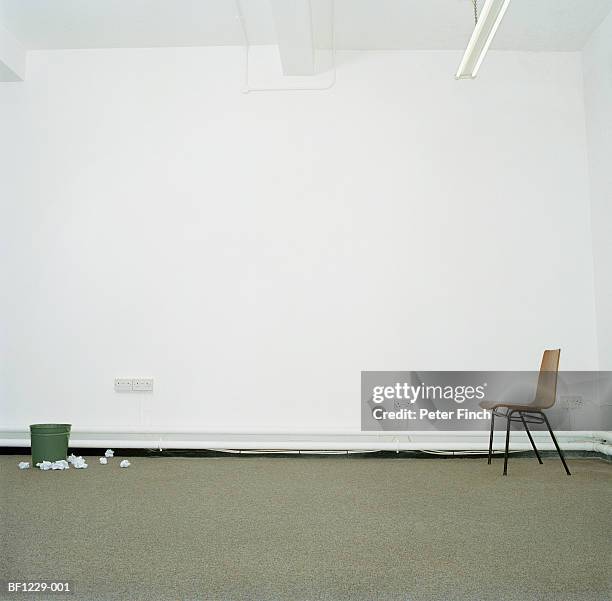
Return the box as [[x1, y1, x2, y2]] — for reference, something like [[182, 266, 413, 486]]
[[67, 454, 88, 469], [37, 460, 70, 470]]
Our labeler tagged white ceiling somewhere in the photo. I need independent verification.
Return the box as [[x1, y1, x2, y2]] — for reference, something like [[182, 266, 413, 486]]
[[1, 0, 611, 52]]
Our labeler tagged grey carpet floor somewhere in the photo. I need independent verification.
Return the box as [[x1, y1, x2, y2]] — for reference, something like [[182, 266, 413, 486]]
[[1, 455, 611, 601]]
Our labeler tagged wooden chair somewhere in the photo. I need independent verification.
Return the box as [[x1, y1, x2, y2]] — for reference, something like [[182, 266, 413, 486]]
[[479, 349, 571, 476]]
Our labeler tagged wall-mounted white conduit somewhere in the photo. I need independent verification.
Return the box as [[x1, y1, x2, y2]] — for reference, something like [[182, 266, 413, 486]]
[[234, 0, 336, 93], [1, 427, 609, 455]]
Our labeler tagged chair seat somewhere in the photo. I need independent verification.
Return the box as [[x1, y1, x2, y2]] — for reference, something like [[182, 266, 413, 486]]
[[479, 400, 539, 411]]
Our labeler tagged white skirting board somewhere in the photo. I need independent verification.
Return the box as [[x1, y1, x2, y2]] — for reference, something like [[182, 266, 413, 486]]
[[0, 428, 610, 455]]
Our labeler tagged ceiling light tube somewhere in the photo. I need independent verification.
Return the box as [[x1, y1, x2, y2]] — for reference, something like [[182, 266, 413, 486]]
[[455, 0, 511, 79]]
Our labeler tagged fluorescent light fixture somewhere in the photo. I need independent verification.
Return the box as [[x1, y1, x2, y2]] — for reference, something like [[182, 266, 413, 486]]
[[456, 0, 511, 79]]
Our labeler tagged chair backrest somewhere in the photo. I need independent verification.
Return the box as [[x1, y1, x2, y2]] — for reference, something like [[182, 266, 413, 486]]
[[532, 349, 561, 409]]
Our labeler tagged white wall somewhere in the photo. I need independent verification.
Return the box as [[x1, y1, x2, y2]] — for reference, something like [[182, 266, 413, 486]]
[[0, 48, 599, 431], [583, 9, 612, 370]]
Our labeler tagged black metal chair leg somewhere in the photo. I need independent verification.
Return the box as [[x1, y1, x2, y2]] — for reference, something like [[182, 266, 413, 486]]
[[542, 413, 571, 475], [503, 410, 513, 475], [488, 412, 495, 464], [519, 412, 543, 464]]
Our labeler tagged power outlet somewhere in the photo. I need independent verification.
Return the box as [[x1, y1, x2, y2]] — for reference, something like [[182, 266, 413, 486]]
[[133, 378, 154, 392], [560, 395, 584, 410], [114, 378, 133, 392], [394, 399, 413, 410]]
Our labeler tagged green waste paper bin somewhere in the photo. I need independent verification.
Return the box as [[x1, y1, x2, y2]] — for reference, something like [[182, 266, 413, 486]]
[[30, 424, 71, 465]]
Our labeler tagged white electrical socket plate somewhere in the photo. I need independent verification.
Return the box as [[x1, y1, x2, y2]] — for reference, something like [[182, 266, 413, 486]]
[[560, 395, 584, 409], [132, 378, 154, 392], [114, 378, 133, 392]]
